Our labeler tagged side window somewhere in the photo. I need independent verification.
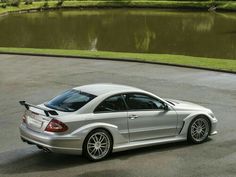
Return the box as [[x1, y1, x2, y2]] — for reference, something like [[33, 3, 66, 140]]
[[94, 95, 126, 113], [124, 93, 165, 111]]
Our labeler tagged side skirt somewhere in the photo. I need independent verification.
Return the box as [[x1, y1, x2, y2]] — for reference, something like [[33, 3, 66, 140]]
[[113, 136, 186, 152]]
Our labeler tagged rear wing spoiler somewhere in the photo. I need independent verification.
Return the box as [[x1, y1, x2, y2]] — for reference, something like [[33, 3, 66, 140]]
[[19, 101, 58, 117]]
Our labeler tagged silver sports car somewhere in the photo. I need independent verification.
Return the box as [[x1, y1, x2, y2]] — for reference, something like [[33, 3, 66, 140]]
[[19, 83, 217, 161]]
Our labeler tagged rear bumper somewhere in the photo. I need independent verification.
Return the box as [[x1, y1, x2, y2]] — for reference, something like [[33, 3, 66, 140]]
[[19, 124, 83, 155]]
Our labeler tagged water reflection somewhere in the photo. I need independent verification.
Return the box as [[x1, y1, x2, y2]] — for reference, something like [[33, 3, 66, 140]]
[[182, 13, 215, 32], [134, 17, 156, 51], [0, 9, 236, 59]]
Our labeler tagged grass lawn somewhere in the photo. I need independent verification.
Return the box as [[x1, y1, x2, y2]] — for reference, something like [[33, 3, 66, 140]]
[[0, 47, 235, 73]]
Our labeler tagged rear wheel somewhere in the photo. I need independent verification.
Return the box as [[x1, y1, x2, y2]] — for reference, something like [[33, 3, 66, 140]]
[[188, 116, 210, 144], [83, 129, 112, 161]]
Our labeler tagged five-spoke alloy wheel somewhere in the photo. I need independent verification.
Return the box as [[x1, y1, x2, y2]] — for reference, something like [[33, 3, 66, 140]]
[[83, 129, 112, 161], [188, 116, 210, 144]]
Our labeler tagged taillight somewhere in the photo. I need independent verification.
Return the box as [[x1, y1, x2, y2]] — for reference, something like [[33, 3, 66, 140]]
[[22, 111, 27, 123], [45, 119, 68, 132], [22, 114, 26, 123]]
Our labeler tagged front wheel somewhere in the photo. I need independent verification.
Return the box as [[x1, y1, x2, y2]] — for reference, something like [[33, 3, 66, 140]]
[[83, 129, 113, 161], [188, 116, 210, 144]]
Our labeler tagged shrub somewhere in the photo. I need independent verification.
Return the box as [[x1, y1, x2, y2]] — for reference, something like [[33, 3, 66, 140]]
[[1, 4, 7, 8], [56, 0, 64, 7], [25, 0, 33, 5], [43, 1, 48, 8], [11, 0, 20, 7]]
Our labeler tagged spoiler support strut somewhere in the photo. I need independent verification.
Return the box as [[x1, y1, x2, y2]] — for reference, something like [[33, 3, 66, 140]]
[[19, 101, 58, 117]]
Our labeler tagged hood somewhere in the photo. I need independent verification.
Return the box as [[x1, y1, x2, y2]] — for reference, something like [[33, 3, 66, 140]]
[[165, 99, 211, 112]]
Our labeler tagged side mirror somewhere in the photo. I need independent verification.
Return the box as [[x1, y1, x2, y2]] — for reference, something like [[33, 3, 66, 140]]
[[163, 103, 169, 111]]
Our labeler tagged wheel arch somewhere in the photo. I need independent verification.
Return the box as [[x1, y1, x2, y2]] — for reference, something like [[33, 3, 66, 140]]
[[179, 112, 212, 136], [81, 126, 115, 161], [71, 122, 127, 151], [187, 114, 212, 134], [82, 127, 114, 149]]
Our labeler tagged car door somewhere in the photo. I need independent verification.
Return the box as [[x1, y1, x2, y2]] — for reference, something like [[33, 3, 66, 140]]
[[124, 93, 178, 142], [93, 94, 129, 142]]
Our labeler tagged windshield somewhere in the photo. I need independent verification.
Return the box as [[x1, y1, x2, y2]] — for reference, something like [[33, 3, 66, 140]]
[[45, 89, 96, 112]]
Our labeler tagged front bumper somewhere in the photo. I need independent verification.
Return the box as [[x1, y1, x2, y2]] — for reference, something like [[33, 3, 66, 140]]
[[210, 117, 218, 136], [19, 124, 83, 155]]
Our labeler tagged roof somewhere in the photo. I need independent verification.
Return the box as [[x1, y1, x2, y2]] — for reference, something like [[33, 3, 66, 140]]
[[73, 83, 142, 96]]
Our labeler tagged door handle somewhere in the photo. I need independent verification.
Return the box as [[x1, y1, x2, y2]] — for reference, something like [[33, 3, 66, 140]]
[[129, 115, 138, 120]]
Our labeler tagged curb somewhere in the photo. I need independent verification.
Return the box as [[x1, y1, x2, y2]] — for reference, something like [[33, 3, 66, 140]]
[[0, 51, 235, 74]]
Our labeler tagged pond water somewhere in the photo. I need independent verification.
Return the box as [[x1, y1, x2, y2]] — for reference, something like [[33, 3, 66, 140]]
[[0, 9, 236, 59]]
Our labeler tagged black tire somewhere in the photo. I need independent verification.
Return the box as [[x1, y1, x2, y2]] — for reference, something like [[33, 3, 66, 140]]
[[187, 116, 210, 144], [83, 129, 113, 161]]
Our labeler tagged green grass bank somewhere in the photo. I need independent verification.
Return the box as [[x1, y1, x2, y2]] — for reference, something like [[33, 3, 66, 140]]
[[0, 47, 235, 73], [1, 1, 236, 16]]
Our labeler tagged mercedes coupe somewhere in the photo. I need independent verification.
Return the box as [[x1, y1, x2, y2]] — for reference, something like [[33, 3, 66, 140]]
[[19, 83, 218, 161]]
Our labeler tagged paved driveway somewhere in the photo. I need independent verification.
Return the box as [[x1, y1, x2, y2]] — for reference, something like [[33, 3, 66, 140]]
[[0, 54, 235, 177]]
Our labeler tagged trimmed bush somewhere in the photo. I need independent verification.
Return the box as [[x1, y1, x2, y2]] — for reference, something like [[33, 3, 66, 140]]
[[25, 0, 33, 5], [56, 0, 64, 7], [11, 0, 20, 7], [43, 0, 48, 8], [1, 3, 7, 8]]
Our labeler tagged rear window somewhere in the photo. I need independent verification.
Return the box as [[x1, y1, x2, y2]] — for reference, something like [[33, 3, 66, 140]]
[[45, 89, 96, 112]]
